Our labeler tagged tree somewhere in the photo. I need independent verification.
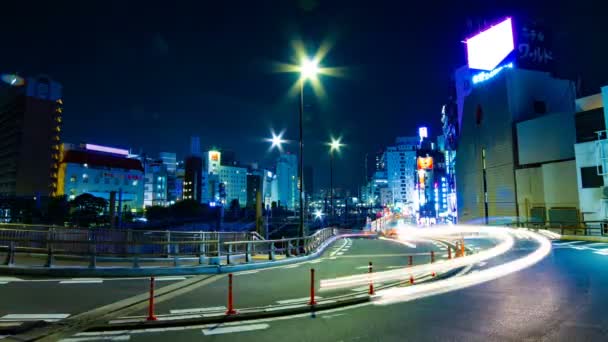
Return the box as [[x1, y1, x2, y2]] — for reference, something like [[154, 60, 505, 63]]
[[69, 193, 108, 227], [229, 199, 241, 220], [46, 195, 69, 225], [145, 205, 170, 221]]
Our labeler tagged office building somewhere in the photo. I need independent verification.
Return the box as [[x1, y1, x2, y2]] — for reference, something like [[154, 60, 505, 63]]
[[190, 136, 201, 156], [218, 164, 247, 207], [143, 159, 168, 207], [276, 153, 298, 210], [385, 136, 418, 210], [58, 143, 144, 210], [0, 75, 62, 198], [184, 156, 202, 202], [456, 67, 576, 224], [159, 152, 178, 203]]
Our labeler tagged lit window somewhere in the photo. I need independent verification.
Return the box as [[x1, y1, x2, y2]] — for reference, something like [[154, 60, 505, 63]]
[[70, 175, 77, 183], [132, 180, 138, 186]]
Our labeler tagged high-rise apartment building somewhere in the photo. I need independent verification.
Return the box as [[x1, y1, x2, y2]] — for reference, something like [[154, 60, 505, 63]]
[[385, 136, 418, 208], [276, 153, 298, 210], [0, 75, 63, 198]]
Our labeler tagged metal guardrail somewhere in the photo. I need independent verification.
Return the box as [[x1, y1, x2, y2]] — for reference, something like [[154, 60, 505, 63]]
[[0, 224, 366, 269], [507, 220, 608, 236]]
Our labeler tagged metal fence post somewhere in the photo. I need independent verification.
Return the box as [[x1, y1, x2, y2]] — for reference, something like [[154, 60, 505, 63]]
[[4, 241, 15, 266], [245, 242, 251, 263], [269, 242, 275, 261], [227, 244, 232, 265], [45, 229, 54, 268], [165, 230, 171, 257], [89, 244, 97, 269], [286, 241, 291, 257]]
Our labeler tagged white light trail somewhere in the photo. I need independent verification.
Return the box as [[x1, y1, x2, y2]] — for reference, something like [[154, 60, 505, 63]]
[[320, 226, 515, 291], [373, 228, 551, 305]]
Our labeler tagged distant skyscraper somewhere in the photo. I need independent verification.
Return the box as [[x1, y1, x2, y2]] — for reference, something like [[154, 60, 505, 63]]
[[159, 152, 177, 173], [386, 136, 418, 208], [190, 136, 201, 156], [184, 156, 202, 202], [276, 153, 298, 210], [0, 75, 63, 198]]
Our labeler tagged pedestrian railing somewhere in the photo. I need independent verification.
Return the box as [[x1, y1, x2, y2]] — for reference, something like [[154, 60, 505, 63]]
[[0, 224, 368, 269], [507, 220, 608, 236]]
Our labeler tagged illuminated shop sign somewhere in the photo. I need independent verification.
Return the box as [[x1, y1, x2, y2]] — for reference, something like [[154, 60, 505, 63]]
[[85, 143, 129, 156], [417, 157, 434, 170], [472, 62, 514, 84]]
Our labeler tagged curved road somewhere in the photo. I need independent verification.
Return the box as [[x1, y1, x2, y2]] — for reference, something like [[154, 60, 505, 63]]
[[61, 232, 608, 341]]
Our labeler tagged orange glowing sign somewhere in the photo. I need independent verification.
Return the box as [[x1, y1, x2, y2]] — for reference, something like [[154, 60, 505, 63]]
[[210, 152, 220, 162], [417, 157, 433, 170]]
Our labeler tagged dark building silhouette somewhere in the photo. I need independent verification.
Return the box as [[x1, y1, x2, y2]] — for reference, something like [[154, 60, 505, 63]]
[[0, 75, 62, 198], [184, 156, 203, 203]]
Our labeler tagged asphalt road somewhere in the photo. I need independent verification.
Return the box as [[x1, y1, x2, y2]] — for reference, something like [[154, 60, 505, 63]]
[[0, 236, 442, 328], [129, 236, 445, 316], [67, 238, 608, 341]]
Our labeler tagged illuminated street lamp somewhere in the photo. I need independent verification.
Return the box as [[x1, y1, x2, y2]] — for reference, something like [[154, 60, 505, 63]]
[[295, 57, 320, 238], [327, 137, 344, 220], [266, 130, 287, 152]]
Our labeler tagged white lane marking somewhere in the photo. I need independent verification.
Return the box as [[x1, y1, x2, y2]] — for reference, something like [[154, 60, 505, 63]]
[[234, 270, 259, 276], [329, 239, 349, 257], [60, 280, 103, 284], [0, 277, 22, 282], [336, 252, 344, 256], [553, 241, 585, 246], [328, 257, 337, 260], [276, 297, 322, 305], [60, 335, 130, 342], [281, 264, 300, 269], [356, 265, 372, 270], [321, 313, 345, 319], [155, 277, 187, 282], [584, 243, 608, 248], [593, 249, 608, 255], [309, 259, 322, 264], [202, 323, 270, 335], [170, 306, 226, 314], [0, 314, 70, 322]]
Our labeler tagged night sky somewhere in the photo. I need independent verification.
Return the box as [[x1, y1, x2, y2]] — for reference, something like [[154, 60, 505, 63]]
[[2, 0, 606, 194]]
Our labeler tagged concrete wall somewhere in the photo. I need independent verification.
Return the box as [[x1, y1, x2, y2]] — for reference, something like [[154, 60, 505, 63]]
[[515, 167, 545, 220], [516, 112, 576, 165], [541, 160, 579, 210], [575, 141, 605, 221]]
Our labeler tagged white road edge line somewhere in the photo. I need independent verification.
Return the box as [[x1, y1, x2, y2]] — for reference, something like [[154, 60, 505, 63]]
[[59, 335, 130, 342], [170, 306, 226, 314], [0, 314, 70, 322], [276, 297, 322, 305], [60, 280, 103, 284]]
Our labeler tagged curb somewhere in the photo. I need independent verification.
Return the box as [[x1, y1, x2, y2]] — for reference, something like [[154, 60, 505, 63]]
[[85, 266, 462, 333], [559, 235, 608, 243], [87, 295, 371, 332], [0, 234, 377, 277]]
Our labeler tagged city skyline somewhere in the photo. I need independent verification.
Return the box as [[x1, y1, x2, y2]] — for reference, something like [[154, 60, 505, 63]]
[[2, 1, 607, 193]]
